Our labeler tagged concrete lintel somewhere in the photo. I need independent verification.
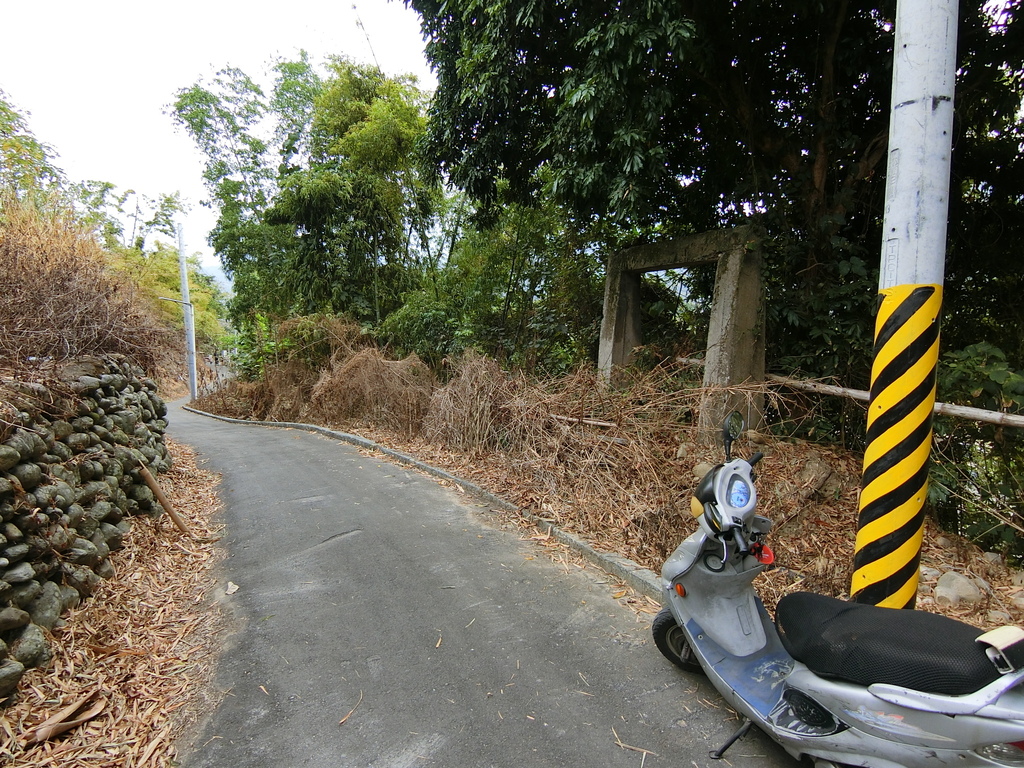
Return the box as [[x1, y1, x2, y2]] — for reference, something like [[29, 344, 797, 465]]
[[622, 224, 758, 273]]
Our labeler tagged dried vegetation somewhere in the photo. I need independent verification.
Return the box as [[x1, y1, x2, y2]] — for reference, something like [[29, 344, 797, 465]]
[[0, 439, 224, 767], [311, 349, 434, 436], [203, 316, 435, 436], [0, 193, 172, 377], [199, 342, 1024, 630]]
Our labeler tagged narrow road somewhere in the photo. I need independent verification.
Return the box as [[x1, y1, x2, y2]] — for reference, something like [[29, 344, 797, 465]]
[[168, 403, 794, 767]]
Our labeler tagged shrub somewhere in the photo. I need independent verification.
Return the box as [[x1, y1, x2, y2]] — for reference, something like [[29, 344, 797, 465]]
[[0, 193, 169, 371]]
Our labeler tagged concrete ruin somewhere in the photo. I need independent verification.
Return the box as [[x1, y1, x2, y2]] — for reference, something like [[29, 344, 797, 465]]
[[597, 224, 765, 430]]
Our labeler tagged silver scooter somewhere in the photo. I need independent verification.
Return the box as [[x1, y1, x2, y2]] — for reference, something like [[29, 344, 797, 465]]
[[653, 413, 1024, 768]]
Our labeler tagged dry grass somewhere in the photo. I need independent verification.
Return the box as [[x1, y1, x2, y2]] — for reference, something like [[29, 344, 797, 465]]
[[0, 439, 225, 767], [368, 359, 1024, 629], [421, 359, 780, 569], [422, 351, 534, 453], [197, 317, 436, 437], [310, 348, 434, 436], [0, 193, 170, 373]]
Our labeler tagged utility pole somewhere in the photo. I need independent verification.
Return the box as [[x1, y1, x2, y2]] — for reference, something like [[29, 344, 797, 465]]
[[851, 0, 958, 608], [177, 225, 199, 402]]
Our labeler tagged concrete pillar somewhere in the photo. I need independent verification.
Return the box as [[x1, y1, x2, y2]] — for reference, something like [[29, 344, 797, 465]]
[[597, 256, 642, 383], [698, 244, 765, 433]]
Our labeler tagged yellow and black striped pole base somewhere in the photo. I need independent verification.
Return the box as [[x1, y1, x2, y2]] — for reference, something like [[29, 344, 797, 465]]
[[851, 284, 942, 608]]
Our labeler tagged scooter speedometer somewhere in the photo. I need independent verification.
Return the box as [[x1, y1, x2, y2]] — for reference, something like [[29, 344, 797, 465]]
[[728, 476, 751, 508], [712, 459, 757, 523]]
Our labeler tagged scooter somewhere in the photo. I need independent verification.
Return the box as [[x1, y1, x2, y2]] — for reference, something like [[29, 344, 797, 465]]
[[652, 413, 1024, 768]]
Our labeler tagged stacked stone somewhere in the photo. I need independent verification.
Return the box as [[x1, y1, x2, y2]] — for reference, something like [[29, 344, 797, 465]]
[[0, 356, 171, 700]]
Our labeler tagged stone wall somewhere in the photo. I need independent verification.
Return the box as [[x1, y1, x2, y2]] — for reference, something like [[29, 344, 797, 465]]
[[0, 356, 171, 700]]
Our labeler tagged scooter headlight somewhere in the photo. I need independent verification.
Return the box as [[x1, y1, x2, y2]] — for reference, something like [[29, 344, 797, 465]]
[[977, 741, 1024, 767]]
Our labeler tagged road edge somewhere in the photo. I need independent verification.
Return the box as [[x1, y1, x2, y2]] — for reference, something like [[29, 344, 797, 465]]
[[181, 406, 663, 603]]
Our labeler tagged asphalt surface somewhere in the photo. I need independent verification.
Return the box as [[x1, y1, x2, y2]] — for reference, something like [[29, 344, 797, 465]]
[[168, 402, 795, 768]]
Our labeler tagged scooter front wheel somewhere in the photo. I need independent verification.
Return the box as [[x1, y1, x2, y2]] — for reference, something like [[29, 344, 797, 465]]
[[652, 609, 704, 674]]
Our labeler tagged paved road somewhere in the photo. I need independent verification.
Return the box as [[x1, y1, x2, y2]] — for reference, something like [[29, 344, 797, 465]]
[[168, 403, 794, 768]]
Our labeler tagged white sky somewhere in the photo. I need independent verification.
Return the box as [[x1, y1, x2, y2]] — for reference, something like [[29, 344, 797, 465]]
[[0, 0, 435, 284]]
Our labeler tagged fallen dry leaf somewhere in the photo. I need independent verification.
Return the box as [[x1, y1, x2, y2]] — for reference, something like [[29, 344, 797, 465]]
[[22, 691, 106, 745]]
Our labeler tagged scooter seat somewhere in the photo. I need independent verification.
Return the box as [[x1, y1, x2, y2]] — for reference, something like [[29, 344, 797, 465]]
[[776, 591, 1002, 696]]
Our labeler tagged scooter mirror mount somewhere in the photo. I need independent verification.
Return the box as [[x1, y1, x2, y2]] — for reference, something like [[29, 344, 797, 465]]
[[722, 411, 745, 462]]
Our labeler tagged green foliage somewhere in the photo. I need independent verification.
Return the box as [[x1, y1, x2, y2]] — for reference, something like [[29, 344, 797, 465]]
[[410, 0, 901, 244], [452, 205, 551, 364], [411, 0, 701, 225], [408, 0, 903, 395], [942, 343, 1024, 412], [225, 315, 276, 380], [269, 59, 432, 322], [378, 194, 607, 375], [106, 240, 229, 352], [933, 343, 1024, 563], [271, 52, 323, 169], [410, 0, 1024, 377], [172, 65, 296, 323], [0, 90, 62, 195], [174, 55, 437, 328], [377, 290, 463, 367], [71, 181, 184, 251]]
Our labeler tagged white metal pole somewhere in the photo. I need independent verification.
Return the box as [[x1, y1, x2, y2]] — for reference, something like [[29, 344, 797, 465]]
[[879, 0, 958, 290], [177, 224, 199, 401]]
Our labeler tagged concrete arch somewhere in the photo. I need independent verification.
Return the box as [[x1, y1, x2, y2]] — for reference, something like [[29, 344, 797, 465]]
[[597, 224, 765, 430]]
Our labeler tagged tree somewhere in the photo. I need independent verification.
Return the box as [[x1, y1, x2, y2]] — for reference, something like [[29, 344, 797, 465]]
[[173, 55, 439, 326], [0, 90, 62, 195], [71, 181, 184, 251], [107, 240, 228, 352], [378, 190, 609, 373], [266, 58, 434, 322], [410, 0, 1024, 560], [408, 0, 1024, 384], [172, 63, 297, 323]]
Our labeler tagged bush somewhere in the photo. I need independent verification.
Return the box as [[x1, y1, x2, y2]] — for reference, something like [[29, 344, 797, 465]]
[[933, 343, 1024, 564], [309, 348, 435, 436], [0, 192, 169, 371], [375, 291, 463, 368]]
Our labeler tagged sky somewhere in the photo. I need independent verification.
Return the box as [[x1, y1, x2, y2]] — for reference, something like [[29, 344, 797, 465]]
[[0, 0, 435, 285]]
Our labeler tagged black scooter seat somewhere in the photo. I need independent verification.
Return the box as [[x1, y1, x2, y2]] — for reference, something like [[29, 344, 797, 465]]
[[776, 591, 1002, 696]]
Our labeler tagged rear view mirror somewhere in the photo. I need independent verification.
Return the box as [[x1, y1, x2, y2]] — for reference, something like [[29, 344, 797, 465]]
[[723, 411, 745, 461]]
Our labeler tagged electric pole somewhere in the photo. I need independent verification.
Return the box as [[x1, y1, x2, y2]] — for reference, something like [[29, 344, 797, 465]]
[[852, 0, 958, 608]]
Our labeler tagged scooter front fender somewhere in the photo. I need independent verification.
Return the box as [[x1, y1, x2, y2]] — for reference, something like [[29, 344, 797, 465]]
[[662, 533, 768, 657]]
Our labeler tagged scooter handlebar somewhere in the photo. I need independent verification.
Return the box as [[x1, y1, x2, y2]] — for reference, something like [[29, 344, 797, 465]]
[[749, 451, 764, 467]]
